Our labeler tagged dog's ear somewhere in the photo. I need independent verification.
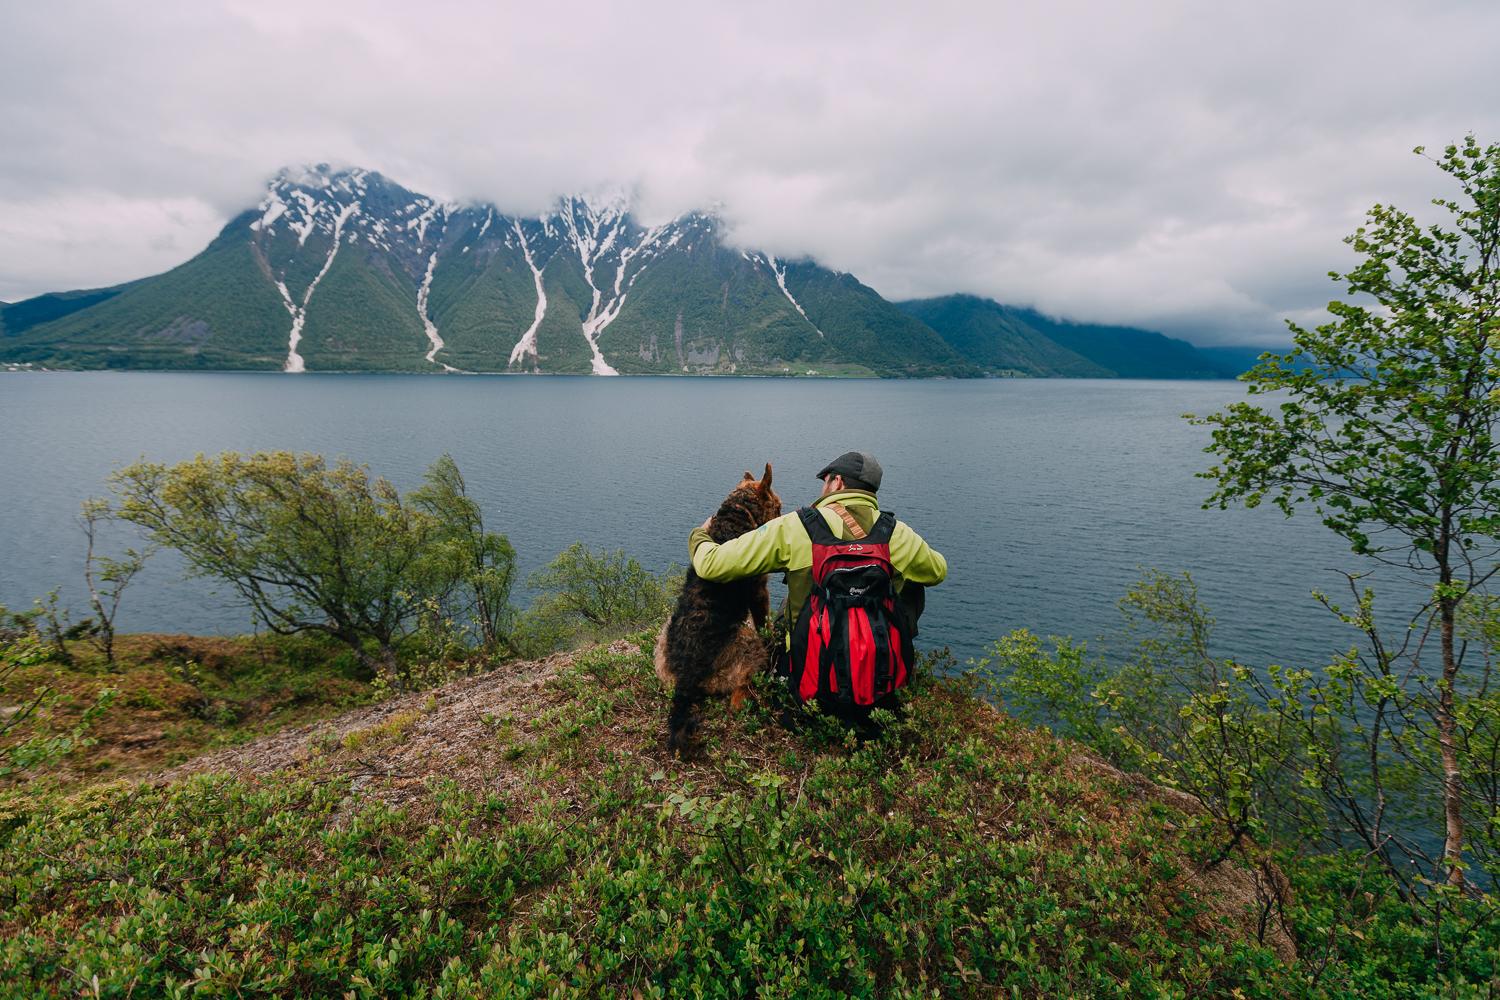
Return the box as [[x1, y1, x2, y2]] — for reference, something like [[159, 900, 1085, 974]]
[[760, 463, 773, 491], [743, 470, 755, 482]]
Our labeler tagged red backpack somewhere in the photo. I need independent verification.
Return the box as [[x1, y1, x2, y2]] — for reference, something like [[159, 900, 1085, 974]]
[[789, 505, 914, 706]]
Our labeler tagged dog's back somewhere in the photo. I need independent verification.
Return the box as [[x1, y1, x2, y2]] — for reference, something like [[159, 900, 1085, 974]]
[[663, 465, 780, 755]]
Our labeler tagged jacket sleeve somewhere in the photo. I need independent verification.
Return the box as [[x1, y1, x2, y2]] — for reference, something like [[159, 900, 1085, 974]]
[[890, 521, 947, 585], [689, 513, 797, 581]]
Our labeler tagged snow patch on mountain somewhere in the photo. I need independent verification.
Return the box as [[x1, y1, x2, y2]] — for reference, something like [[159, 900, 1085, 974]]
[[561, 196, 627, 376], [280, 200, 360, 372], [417, 251, 459, 372], [508, 220, 547, 369], [758, 253, 824, 338]]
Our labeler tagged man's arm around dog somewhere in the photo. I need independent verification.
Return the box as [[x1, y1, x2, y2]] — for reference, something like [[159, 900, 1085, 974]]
[[687, 493, 948, 586]]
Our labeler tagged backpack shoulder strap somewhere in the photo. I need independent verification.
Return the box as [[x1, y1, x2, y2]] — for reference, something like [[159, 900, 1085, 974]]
[[865, 510, 897, 544], [825, 502, 867, 539], [796, 505, 839, 545]]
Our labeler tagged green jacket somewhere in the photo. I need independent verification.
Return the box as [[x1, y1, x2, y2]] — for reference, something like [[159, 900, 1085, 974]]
[[688, 490, 947, 645]]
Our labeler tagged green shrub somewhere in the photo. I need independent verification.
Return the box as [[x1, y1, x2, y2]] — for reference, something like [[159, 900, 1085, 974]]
[[513, 544, 679, 657]]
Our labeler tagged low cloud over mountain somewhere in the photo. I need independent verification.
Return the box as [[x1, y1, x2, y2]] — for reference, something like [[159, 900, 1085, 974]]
[[2, 2, 1497, 345]]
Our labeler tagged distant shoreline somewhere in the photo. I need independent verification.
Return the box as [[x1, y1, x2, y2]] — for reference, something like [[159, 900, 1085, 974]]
[[0, 368, 1244, 382]]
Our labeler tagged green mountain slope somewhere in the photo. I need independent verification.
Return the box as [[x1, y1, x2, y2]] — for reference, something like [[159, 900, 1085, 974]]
[[896, 295, 1110, 376], [425, 217, 539, 371], [599, 236, 826, 374], [0, 218, 289, 370], [1195, 344, 1281, 378], [900, 295, 1239, 378], [297, 246, 430, 371], [1009, 307, 1233, 378], [0, 285, 130, 339], [785, 266, 974, 377]]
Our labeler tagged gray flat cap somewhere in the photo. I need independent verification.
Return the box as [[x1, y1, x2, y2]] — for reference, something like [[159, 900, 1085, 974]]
[[815, 451, 882, 492]]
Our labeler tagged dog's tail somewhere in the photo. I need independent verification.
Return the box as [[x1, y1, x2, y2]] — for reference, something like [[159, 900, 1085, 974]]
[[665, 634, 706, 757], [666, 688, 700, 756], [663, 609, 733, 758]]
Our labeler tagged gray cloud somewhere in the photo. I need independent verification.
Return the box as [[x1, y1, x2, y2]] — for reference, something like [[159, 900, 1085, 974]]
[[1, 0, 1496, 344]]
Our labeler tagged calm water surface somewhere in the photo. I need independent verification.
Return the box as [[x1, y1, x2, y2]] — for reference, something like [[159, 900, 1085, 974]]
[[0, 373, 1415, 668]]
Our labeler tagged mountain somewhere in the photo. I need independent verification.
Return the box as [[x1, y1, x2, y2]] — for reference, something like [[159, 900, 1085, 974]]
[[1194, 344, 1279, 378], [895, 295, 1110, 377], [0, 166, 972, 377], [898, 295, 1241, 379]]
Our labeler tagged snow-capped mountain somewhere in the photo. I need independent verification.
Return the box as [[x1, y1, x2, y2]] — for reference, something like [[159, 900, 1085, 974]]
[[0, 165, 967, 376], [0, 165, 1246, 378]]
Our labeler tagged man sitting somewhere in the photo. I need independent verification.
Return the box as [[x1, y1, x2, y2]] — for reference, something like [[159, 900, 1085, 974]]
[[688, 451, 947, 725]]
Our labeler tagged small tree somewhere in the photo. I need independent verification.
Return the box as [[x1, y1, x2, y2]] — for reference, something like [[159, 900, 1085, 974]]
[[1195, 137, 1500, 888], [408, 454, 517, 652], [111, 452, 443, 678], [79, 498, 152, 667]]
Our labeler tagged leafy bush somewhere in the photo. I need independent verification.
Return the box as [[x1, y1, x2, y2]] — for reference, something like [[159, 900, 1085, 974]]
[[513, 544, 678, 656], [0, 618, 114, 782], [111, 452, 519, 684], [975, 569, 1500, 990]]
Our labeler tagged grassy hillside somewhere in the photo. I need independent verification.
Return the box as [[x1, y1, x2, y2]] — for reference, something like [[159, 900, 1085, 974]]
[[786, 266, 976, 378], [0, 217, 289, 370], [1, 632, 1310, 997], [897, 295, 1111, 376], [0, 634, 370, 786]]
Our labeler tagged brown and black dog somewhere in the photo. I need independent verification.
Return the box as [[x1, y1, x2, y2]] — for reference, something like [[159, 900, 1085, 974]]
[[657, 464, 782, 756]]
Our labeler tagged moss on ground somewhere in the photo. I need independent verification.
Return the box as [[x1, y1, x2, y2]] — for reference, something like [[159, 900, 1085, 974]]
[[1, 633, 371, 787]]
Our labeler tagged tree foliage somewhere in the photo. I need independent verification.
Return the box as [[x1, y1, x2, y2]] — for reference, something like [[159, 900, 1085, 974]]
[[1193, 137, 1500, 889], [0, 610, 115, 781], [110, 452, 446, 676], [408, 453, 517, 652], [78, 498, 152, 667]]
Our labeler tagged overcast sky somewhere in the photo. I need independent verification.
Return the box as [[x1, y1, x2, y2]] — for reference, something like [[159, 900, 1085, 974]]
[[1, 1, 1496, 345]]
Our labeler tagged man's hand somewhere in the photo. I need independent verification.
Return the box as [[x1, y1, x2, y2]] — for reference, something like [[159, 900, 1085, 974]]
[[698, 515, 713, 533]]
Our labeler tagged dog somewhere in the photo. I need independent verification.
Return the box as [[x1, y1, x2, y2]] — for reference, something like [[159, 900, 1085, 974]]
[[657, 464, 782, 756]]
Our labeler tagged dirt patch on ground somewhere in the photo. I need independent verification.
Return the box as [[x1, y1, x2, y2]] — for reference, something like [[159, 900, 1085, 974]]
[[156, 640, 639, 815]]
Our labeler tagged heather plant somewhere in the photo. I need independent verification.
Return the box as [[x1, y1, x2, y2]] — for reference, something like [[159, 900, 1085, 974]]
[[0, 638, 1312, 997], [0, 619, 114, 782]]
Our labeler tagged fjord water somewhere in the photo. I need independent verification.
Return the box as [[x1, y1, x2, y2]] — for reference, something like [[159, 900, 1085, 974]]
[[0, 373, 1408, 669]]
